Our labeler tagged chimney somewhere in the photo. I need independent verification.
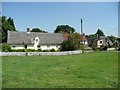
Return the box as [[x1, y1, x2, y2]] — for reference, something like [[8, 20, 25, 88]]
[[96, 34, 98, 39], [83, 33, 85, 36], [27, 28, 30, 34]]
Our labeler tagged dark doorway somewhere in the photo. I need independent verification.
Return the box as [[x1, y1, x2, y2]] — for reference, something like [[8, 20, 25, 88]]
[[24, 45, 27, 49]]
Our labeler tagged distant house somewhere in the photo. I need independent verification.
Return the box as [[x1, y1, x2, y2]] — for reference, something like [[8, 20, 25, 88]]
[[7, 29, 64, 50], [88, 36, 113, 48], [80, 34, 88, 45]]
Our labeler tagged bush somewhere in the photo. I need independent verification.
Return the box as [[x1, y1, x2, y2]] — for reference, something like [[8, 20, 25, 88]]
[[61, 39, 80, 51], [27, 49, 36, 52], [15, 49, 26, 52], [118, 47, 120, 51], [42, 50, 49, 52], [2, 43, 11, 52], [102, 46, 108, 51], [50, 48, 56, 52], [37, 49, 42, 52]]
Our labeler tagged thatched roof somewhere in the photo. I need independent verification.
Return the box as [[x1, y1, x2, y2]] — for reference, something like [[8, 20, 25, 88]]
[[7, 31, 64, 45]]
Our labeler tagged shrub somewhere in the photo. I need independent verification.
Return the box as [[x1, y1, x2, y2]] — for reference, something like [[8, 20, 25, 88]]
[[100, 45, 108, 51], [42, 50, 49, 52], [50, 48, 56, 52], [37, 49, 42, 52], [2, 43, 11, 52], [61, 39, 80, 51], [27, 49, 36, 52], [15, 49, 26, 52], [118, 47, 120, 51], [102, 46, 108, 51]]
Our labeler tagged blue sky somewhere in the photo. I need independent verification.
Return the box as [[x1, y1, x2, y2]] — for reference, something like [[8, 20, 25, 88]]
[[2, 2, 118, 36]]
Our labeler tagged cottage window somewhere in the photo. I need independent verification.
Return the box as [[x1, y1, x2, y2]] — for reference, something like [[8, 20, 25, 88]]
[[37, 45, 41, 48], [100, 41, 102, 44], [47, 45, 50, 48], [24, 45, 27, 49], [36, 39, 38, 42], [12, 45, 16, 47]]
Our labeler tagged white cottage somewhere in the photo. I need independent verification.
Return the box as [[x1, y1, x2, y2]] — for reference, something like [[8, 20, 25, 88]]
[[7, 30, 64, 51]]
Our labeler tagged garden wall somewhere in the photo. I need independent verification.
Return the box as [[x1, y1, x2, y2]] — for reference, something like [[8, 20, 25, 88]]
[[0, 50, 82, 56]]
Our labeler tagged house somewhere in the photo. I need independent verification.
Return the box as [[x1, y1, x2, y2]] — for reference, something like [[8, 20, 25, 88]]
[[80, 34, 88, 45], [7, 29, 64, 50], [88, 36, 113, 48]]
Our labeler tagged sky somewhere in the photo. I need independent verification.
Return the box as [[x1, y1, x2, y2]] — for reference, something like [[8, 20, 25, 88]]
[[2, 2, 118, 36]]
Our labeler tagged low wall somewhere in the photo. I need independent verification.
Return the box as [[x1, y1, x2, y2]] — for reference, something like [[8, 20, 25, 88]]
[[0, 50, 82, 56]]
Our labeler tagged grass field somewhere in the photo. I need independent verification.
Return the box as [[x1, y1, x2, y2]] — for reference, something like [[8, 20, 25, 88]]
[[2, 52, 118, 88]]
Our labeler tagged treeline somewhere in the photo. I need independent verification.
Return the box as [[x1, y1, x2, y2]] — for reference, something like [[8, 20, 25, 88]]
[[0, 16, 117, 46]]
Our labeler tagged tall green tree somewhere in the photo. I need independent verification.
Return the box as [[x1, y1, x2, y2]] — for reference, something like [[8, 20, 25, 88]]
[[96, 29, 105, 37], [54, 25, 75, 34], [61, 33, 80, 51], [107, 35, 116, 43], [31, 28, 47, 33], [0, 16, 16, 43]]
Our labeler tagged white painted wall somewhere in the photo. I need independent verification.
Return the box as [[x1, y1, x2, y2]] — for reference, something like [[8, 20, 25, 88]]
[[40, 45, 60, 50], [11, 45, 61, 51], [97, 40, 103, 47], [81, 41, 88, 45]]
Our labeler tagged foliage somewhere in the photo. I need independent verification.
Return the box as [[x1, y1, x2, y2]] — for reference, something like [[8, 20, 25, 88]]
[[11, 49, 26, 52], [95, 29, 105, 37], [42, 50, 50, 52], [50, 48, 56, 52], [100, 45, 108, 51], [61, 39, 80, 51], [117, 47, 120, 51], [1, 16, 16, 43], [2, 43, 11, 52], [31, 28, 47, 33], [61, 33, 80, 51], [88, 34, 96, 38], [2, 52, 118, 88], [63, 33, 80, 51], [93, 45, 108, 51], [27, 49, 36, 52], [107, 35, 116, 43], [54, 25, 75, 34]]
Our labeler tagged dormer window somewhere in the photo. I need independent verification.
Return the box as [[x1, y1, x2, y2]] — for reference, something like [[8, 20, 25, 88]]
[[36, 39, 38, 42], [100, 41, 102, 44]]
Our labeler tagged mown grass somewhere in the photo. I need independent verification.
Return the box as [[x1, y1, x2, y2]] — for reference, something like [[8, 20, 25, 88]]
[[2, 52, 118, 88]]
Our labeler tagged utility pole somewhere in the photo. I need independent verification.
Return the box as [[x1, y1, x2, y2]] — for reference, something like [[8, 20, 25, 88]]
[[81, 19, 84, 53]]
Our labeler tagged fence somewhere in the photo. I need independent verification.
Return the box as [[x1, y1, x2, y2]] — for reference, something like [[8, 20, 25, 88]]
[[0, 50, 82, 56]]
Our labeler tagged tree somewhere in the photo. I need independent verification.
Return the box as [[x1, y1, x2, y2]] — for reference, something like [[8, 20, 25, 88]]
[[88, 34, 96, 38], [96, 29, 105, 36], [31, 28, 47, 33], [1, 16, 16, 43], [107, 35, 116, 43], [61, 33, 80, 51], [54, 25, 75, 34]]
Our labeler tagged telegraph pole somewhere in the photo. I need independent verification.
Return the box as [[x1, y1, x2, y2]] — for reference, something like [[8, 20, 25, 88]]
[[81, 19, 84, 53], [81, 19, 83, 35]]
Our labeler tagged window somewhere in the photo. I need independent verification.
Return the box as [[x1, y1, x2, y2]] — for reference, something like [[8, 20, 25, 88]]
[[36, 39, 38, 42], [24, 45, 27, 49], [37, 45, 41, 48], [47, 45, 50, 48], [100, 41, 102, 44], [12, 45, 16, 47]]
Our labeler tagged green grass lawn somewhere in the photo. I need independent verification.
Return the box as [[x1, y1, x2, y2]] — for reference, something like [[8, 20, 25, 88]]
[[2, 52, 118, 88]]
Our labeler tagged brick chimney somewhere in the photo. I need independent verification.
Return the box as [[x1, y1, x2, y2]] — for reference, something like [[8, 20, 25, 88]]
[[83, 33, 85, 36], [27, 28, 30, 34]]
